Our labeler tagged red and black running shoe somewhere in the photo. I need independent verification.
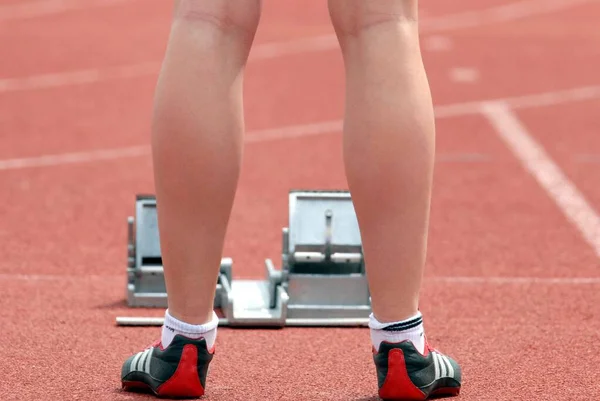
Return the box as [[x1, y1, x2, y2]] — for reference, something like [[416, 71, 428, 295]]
[[374, 339, 461, 400], [121, 335, 214, 398]]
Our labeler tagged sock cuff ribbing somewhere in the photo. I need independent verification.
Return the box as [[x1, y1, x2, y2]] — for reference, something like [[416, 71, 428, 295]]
[[369, 311, 423, 331], [164, 310, 219, 335]]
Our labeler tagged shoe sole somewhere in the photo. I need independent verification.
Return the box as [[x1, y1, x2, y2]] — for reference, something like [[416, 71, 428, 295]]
[[430, 387, 461, 398], [122, 381, 204, 399]]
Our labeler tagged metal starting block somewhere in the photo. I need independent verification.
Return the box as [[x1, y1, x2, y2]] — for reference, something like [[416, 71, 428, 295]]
[[117, 190, 371, 327], [124, 195, 233, 309]]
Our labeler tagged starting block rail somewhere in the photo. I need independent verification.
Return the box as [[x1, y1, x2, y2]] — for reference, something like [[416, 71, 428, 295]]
[[116, 317, 369, 327], [117, 190, 372, 328]]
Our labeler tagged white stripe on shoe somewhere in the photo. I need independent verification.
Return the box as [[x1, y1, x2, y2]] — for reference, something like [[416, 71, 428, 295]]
[[433, 353, 441, 380], [443, 355, 455, 378], [439, 353, 447, 378], [128, 349, 153, 374], [137, 349, 148, 372], [432, 352, 456, 380], [130, 352, 143, 372], [143, 349, 152, 374]]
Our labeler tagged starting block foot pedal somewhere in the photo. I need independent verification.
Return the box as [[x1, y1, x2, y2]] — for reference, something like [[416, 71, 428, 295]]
[[117, 190, 371, 328]]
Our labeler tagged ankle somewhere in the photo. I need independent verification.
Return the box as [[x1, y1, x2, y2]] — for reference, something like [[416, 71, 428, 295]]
[[161, 309, 219, 349], [167, 309, 215, 326], [369, 312, 425, 354]]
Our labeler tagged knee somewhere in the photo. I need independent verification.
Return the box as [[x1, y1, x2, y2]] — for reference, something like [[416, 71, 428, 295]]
[[174, 0, 261, 38], [328, 0, 418, 40]]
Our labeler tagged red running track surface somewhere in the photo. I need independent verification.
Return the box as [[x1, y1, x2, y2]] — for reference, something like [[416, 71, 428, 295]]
[[1, 0, 600, 400]]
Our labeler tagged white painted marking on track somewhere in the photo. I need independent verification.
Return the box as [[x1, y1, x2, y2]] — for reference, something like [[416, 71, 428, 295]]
[[0, 150, 487, 172], [1, 85, 600, 171], [0, 0, 131, 21], [0, 274, 120, 281], [422, 36, 454, 52], [250, 35, 339, 60], [244, 121, 342, 143], [503, 86, 600, 111], [449, 68, 480, 83], [0, 62, 160, 93], [575, 154, 600, 163], [434, 85, 600, 119], [0, 0, 590, 91], [0, 146, 149, 170], [429, 276, 600, 284], [420, 0, 594, 33], [481, 101, 600, 259]]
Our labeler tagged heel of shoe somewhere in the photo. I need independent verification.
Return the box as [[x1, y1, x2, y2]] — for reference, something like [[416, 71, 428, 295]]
[[156, 344, 205, 398], [379, 348, 427, 401]]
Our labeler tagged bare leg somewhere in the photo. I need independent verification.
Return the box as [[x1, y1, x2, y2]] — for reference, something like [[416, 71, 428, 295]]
[[152, 0, 261, 324], [121, 3, 262, 397], [328, 0, 434, 323]]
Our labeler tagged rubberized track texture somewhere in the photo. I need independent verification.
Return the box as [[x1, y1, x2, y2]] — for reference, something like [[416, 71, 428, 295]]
[[1, 0, 600, 400]]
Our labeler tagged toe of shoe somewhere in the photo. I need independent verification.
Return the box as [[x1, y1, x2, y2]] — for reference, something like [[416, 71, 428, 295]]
[[446, 355, 462, 384], [120, 355, 136, 380]]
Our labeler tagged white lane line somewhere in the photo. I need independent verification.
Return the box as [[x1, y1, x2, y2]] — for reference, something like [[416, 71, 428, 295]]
[[504, 86, 600, 111], [574, 154, 600, 163], [0, 121, 341, 170], [0, 146, 149, 170], [0, 62, 160, 93], [0, 0, 591, 92], [420, 0, 595, 33], [422, 36, 454, 52], [1, 85, 599, 171], [429, 276, 600, 284], [0, 36, 339, 93], [433, 85, 600, 119], [0, 0, 132, 21], [481, 101, 600, 259], [0, 149, 488, 171], [0, 274, 121, 281], [1, 273, 599, 285], [245, 120, 342, 143], [449, 67, 480, 83], [250, 35, 339, 60]]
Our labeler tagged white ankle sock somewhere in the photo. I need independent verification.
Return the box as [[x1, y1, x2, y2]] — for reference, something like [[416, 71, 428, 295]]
[[369, 311, 425, 354], [161, 310, 219, 349]]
